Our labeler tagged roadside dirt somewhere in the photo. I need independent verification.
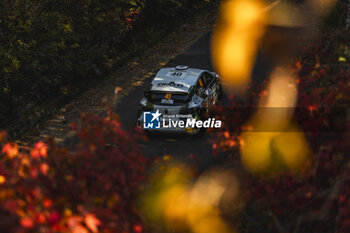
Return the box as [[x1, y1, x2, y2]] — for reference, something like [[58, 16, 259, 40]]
[[19, 10, 218, 146]]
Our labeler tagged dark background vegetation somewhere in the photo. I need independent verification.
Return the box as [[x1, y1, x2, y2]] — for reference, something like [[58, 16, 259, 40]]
[[0, 1, 349, 233], [0, 0, 218, 138]]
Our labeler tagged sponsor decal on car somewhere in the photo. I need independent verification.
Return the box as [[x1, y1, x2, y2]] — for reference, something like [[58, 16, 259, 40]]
[[161, 93, 174, 104], [156, 82, 184, 88], [164, 93, 171, 100]]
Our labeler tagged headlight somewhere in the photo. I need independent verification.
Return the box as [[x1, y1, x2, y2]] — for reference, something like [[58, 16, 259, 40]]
[[188, 96, 202, 108], [137, 98, 154, 115], [140, 97, 147, 107], [194, 97, 201, 104]]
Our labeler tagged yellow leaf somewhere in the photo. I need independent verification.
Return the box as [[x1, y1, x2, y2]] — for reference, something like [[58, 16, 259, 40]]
[[339, 57, 346, 62], [0, 175, 6, 184]]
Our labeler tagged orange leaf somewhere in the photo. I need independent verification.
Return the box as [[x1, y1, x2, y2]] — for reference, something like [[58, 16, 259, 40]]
[[72, 225, 89, 233], [40, 163, 50, 175], [2, 143, 18, 158], [34, 141, 48, 157], [84, 214, 101, 233], [0, 175, 6, 184], [30, 149, 41, 159]]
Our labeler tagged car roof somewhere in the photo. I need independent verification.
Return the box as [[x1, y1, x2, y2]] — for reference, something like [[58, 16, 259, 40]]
[[150, 67, 205, 93]]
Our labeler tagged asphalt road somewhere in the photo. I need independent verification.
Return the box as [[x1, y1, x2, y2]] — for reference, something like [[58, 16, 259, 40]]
[[115, 31, 228, 171]]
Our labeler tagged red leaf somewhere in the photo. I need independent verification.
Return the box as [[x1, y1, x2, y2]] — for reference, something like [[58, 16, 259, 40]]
[[43, 199, 53, 209], [133, 224, 143, 233], [20, 217, 34, 229], [40, 163, 50, 175]]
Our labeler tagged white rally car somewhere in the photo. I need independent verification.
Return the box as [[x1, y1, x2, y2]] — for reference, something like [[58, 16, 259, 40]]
[[136, 66, 222, 133]]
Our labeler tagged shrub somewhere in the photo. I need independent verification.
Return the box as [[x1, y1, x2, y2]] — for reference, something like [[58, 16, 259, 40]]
[[0, 111, 147, 232]]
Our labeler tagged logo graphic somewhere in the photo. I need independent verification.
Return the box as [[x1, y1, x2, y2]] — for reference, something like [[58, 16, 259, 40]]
[[157, 82, 184, 88], [143, 110, 162, 129]]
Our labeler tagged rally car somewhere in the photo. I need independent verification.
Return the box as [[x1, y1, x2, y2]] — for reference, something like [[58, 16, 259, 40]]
[[136, 65, 222, 133]]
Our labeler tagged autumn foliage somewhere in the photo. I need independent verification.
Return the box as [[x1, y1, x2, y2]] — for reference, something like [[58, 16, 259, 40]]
[[0, 1, 349, 233], [0, 112, 147, 233], [211, 9, 350, 233]]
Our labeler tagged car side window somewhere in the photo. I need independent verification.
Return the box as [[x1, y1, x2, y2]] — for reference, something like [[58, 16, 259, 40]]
[[195, 77, 208, 99], [203, 73, 214, 86]]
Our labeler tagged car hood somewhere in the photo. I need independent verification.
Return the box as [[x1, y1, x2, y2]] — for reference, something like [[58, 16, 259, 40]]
[[150, 68, 203, 92]]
